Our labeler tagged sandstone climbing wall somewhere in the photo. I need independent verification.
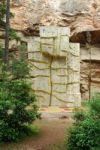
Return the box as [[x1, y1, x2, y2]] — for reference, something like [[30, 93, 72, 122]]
[[28, 26, 81, 107]]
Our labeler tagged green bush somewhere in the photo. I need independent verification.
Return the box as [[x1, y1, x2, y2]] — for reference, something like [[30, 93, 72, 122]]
[[0, 45, 40, 142], [66, 96, 100, 150]]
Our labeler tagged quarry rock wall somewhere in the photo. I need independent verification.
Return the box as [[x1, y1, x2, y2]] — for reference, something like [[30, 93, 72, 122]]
[[27, 26, 81, 107], [1, 0, 100, 100]]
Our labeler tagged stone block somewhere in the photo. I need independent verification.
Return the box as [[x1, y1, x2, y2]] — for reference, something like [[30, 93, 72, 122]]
[[51, 96, 66, 107], [41, 38, 53, 45], [58, 27, 70, 36], [29, 51, 50, 63], [40, 26, 58, 37], [52, 68, 67, 76], [51, 69, 67, 84], [68, 54, 80, 71], [51, 74, 67, 84], [52, 92, 67, 102], [66, 93, 81, 102], [52, 57, 67, 69], [52, 84, 67, 93], [32, 77, 51, 92], [34, 91, 50, 107], [41, 44, 54, 56], [68, 70, 80, 83], [28, 37, 40, 52], [31, 62, 50, 69], [30, 67, 50, 77], [40, 26, 70, 38], [69, 43, 80, 56], [66, 84, 80, 94], [60, 36, 69, 51], [53, 37, 60, 56]]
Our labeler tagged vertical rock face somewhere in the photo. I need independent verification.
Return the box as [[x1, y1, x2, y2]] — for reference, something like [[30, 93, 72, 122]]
[[10, 0, 100, 34], [28, 26, 81, 107], [10, 0, 100, 100]]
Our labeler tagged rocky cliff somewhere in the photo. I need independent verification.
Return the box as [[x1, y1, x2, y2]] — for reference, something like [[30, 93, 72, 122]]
[[10, 0, 100, 34], [10, 0, 100, 100]]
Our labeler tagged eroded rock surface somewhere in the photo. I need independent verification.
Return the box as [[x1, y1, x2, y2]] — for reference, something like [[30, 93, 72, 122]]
[[10, 0, 100, 35], [10, 0, 100, 100]]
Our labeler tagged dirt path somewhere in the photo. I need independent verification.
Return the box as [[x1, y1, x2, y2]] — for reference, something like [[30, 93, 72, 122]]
[[1, 119, 72, 150]]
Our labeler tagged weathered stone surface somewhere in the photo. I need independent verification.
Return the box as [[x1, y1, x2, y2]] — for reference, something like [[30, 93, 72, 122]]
[[31, 62, 50, 70], [10, 0, 100, 34], [28, 38, 40, 52], [81, 60, 100, 100], [68, 54, 80, 71], [81, 45, 100, 61], [28, 51, 50, 63], [41, 44, 54, 56], [28, 27, 81, 107], [68, 69, 80, 83], [52, 58, 67, 69], [69, 43, 80, 56], [66, 84, 80, 94], [32, 77, 51, 92], [9, 0, 100, 101], [34, 91, 50, 106], [30, 67, 50, 77], [40, 26, 69, 56], [52, 84, 67, 93]]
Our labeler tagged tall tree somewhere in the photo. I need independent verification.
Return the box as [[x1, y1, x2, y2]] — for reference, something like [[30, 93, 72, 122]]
[[4, 0, 10, 64]]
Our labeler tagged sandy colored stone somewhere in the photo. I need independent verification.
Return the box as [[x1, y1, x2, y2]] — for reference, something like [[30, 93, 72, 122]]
[[41, 38, 53, 45], [51, 74, 67, 84], [68, 54, 80, 71], [69, 43, 80, 56], [68, 70, 80, 83], [30, 67, 50, 77], [40, 26, 58, 37], [28, 51, 50, 63], [28, 38, 40, 52], [66, 84, 80, 94], [81, 45, 100, 61], [34, 91, 50, 107], [52, 57, 67, 69], [52, 92, 67, 102], [41, 44, 54, 56], [50, 96, 67, 107], [60, 36, 69, 51], [31, 61, 50, 70], [32, 77, 51, 92], [52, 84, 67, 93]]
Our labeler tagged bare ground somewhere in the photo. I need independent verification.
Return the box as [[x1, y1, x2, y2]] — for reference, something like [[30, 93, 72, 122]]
[[0, 119, 72, 150]]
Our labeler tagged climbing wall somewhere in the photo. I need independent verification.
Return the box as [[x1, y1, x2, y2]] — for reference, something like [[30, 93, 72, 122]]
[[28, 26, 81, 107]]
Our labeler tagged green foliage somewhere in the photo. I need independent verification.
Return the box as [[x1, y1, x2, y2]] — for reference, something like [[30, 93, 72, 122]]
[[0, 3, 6, 19], [0, 1, 14, 28], [66, 96, 100, 150], [74, 111, 87, 123], [0, 44, 40, 142], [9, 29, 20, 41], [90, 94, 100, 119]]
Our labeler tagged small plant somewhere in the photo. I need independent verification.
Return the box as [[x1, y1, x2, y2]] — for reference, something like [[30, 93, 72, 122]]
[[66, 95, 100, 150], [74, 111, 87, 123]]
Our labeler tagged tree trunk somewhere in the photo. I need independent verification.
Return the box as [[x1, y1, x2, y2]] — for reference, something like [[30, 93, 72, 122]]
[[4, 0, 10, 64]]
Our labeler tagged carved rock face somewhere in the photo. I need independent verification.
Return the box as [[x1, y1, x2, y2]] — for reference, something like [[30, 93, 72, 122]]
[[10, 0, 100, 100], [10, 0, 100, 35]]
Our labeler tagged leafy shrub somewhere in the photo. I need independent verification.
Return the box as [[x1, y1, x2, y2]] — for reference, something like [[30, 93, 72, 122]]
[[66, 96, 100, 150], [0, 45, 40, 142], [74, 111, 87, 123]]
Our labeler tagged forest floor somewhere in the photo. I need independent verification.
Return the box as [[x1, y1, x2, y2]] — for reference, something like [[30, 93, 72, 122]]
[[1, 108, 73, 150]]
